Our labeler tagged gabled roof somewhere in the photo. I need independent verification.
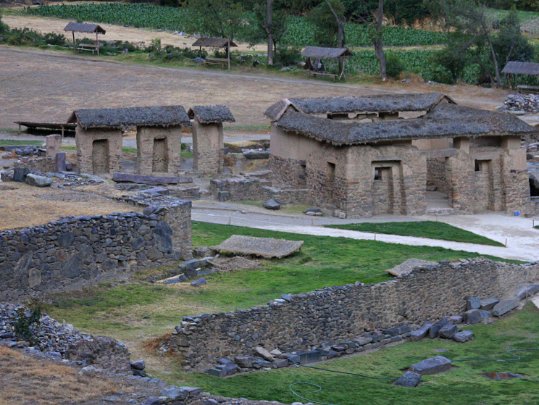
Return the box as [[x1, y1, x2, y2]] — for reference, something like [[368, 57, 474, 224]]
[[265, 93, 454, 121], [192, 37, 238, 48], [64, 22, 106, 34], [301, 46, 352, 59], [502, 61, 539, 76], [68, 106, 191, 130], [188, 105, 235, 124], [273, 103, 536, 146]]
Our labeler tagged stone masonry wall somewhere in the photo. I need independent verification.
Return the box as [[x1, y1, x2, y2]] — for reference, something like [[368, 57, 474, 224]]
[[192, 123, 224, 176], [269, 155, 307, 189], [170, 259, 539, 370], [427, 157, 449, 194], [136, 126, 182, 176], [0, 202, 191, 301], [75, 128, 122, 175]]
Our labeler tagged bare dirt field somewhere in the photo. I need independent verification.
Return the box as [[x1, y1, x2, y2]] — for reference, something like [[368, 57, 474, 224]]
[[0, 346, 132, 405], [0, 46, 511, 131], [0, 181, 139, 230], [3, 14, 267, 52]]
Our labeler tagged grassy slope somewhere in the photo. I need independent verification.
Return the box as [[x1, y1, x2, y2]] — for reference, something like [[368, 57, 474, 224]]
[[328, 221, 504, 247], [174, 304, 539, 405], [46, 222, 490, 344]]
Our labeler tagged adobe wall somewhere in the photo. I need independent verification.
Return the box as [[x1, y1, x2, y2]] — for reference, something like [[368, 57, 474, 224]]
[[136, 126, 181, 176], [192, 123, 224, 176], [170, 259, 539, 370], [0, 202, 191, 301], [75, 128, 122, 174]]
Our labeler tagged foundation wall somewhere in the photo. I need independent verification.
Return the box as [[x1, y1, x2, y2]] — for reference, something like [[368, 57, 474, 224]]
[[171, 259, 539, 370], [0, 203, 191, 301]]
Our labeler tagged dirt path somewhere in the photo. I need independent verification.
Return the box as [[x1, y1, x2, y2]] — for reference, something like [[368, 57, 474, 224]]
[[0, 46, 511, 130]]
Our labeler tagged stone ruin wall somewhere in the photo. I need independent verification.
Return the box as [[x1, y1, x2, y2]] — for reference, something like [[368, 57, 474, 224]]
[[136, 126, 181, 176], [75, 128, 122, 175], [192, 123, 224, 176], [0, 202, 191, 301], [170, 260, 539, 370]]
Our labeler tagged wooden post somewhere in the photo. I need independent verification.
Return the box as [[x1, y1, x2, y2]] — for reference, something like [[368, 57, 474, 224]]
[[227, 39, 231, 70], [72, 31, 75, 51], [96, 32, 99, 55]]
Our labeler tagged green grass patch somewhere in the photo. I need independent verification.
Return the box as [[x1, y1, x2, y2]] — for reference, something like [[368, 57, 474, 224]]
[[170, 304, 539, 404], [0, 139, 42, 146], [328, 221, 504, 247], [45, 222, 493, 344]]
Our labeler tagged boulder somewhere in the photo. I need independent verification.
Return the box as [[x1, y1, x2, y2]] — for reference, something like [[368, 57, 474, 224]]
[[206, 363, 239, 377], [263, 198, 281, 210], [304, 207, 323, 216], [160, 387, 201, 401], [130, 359, 145, 371], [234, 355, 258, 368], [466, 296, 481, 310], [12, 167, 29, 182], [449, 315, 463, 324], [410, 322, 433, 341], [464, 309, 491, 324], [492, 299, 520, 317], [410, 356, 452, 375], [453, 330, 474, 343], [438, 323, 458, 339], [516, 284, 539, 300], [255, 346, 275, 361], [394, 371, 421, 387], [190, 278, 207, 287], [272, 359, 289, 369], [480, 298, 499, 311], [25, 174, 53, 187], [383, 324, 412, 337], [429, 318, 449, 338]]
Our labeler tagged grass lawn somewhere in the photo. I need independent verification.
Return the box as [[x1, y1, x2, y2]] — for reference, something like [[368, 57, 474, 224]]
[[45, 222, 495, 361], [0, 140, 42, 147], [173, 304, 539, 405], [328, 221, 504, 247]]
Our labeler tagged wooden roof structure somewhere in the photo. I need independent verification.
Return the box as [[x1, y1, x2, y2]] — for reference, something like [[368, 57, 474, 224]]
[[192, 37, 238, 48], [502, 61, 539, 76], [64, 22, 106, 35], [301, 46, 352, 59]]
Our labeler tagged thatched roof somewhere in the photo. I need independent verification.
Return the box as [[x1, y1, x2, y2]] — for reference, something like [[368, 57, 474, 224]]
[[502, 61, 539, 76], [265, 93, 454, 121], [188, 105, 235, 124], [64, 22, 106, 34], [274, 103, 536, 146], [301, 46, 352, 59], [192, 37, 238, 48], [68, 106, 190, 130]]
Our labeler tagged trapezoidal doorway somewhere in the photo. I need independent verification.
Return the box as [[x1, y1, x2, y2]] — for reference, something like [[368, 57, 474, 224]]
[[152, 137, 168, 173], [92, 139, 110, 174]]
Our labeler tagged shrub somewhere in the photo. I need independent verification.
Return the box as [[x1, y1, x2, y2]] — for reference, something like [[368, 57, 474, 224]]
[[385, 53, 404, 79], [461, 63, 482, 84], [275, 46, 302, 66], [423, 63, 454, 84], [14, 305, 41, 345]]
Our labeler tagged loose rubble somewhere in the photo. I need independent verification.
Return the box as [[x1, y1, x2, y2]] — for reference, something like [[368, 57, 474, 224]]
[[500, 94, 539, 113]]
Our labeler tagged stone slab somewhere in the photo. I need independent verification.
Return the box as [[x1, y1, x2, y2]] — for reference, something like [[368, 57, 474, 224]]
[[386, 259, 437, 277], [395, 371, 421, 387], [213, 235, 303, 259], [112, 172, 192, 185], [410, 356, 452, 375], [492, 299, 520, 317]]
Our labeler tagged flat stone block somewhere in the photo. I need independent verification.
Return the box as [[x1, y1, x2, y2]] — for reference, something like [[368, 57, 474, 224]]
[[492, 299, 520, 317], [410, 356, 452, 375], [394, 371, 421, 387]]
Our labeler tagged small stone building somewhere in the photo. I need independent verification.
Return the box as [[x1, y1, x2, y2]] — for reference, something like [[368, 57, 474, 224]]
[[69, 106, 190, 175], [265, 93, 536, 218], [188, 105, 235, 176]]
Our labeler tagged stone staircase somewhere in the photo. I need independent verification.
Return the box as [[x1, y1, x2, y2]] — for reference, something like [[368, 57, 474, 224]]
[[426, 191, 455, 216]]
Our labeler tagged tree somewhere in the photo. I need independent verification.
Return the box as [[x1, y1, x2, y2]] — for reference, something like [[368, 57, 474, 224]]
[[307, 0, 346, 47], [252, 0, 288, 65], [372, 0, 387, 81]]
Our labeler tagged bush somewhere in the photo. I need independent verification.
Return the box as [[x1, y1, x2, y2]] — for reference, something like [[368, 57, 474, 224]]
[[423, 63, 454, 84], [461, 63, 482, 84], [14, 305, 41, 345], [275, 46, 302, 66], [385, 53, 404, 79]]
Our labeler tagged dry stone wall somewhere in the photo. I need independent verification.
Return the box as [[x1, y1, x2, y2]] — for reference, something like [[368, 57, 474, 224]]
[[170, 259, 539, 370], [0, 202, 191, 301]]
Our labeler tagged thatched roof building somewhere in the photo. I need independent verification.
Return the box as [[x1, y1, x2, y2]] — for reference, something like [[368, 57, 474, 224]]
[[64, 22, 106, 34], [274, 103, 535, 146], [265, 93, 454, 121], [68, 106, 191, 130], [502, 61, 539, 76], [188, 105, 235, 124]]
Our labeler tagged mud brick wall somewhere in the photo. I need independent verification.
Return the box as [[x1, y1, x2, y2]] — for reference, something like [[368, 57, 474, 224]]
[[427, 157, 449, 194], [0, 202, 191, 301], [170, 260, 539, 370]]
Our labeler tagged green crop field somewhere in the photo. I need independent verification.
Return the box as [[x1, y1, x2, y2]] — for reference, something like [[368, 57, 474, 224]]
[[23, 4, 447, 47]]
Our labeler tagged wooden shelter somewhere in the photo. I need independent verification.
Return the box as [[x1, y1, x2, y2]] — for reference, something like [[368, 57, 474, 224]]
[[301, 46, 352, 80], [64, 22, 106, 55], [192, 37, 238, 70], [502, 61, 539, 93]]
